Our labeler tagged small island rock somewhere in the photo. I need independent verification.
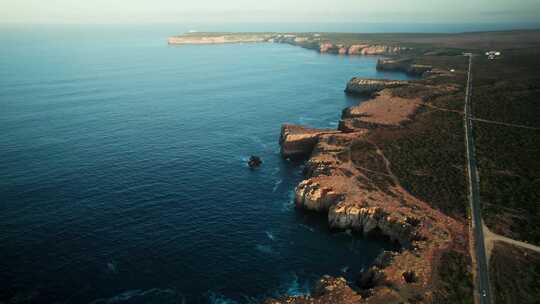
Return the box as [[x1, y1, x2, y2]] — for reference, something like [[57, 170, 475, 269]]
[[248, 156, 263, 168]]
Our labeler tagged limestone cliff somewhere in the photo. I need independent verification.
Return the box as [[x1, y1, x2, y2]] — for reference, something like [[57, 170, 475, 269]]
[[344, 78, 408, 96], [376, 58, 433, 76], [279, 124, 339, 159], [275, 71, 466, 304]]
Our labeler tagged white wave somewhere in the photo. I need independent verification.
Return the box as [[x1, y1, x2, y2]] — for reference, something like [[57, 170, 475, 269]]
[[341, 266, 349, 273], [298, 116, 316, 125], [250, 135, 268, 150], [255, 244, 273, 254], [327, 121, 338, 127], [272, 179, 283, 192], [280, 190, 296, 212], [265, 231, 276, 241], [283, 274, 311, 297]]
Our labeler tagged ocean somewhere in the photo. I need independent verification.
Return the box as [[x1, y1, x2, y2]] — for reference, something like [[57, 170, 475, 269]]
[[1, 24, 431, 303]]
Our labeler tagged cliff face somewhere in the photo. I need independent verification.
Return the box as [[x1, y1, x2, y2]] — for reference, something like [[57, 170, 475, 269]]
[[376, 58, 433, 76], [273, 70, 466, 304], [318, 43, 410, 56], [279, 124, 340, 159], [344, 78, 408, 96]]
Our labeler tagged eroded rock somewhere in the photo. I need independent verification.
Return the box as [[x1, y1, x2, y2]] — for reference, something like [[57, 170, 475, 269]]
[[279, 124, 339, 159], [345, 78, 408, 96], [263, 276, 363, 304], [356, 267, 387, 290], [272, 63, 466, 304], [248, 156, 262, 168], [376, 58, 432, 76]]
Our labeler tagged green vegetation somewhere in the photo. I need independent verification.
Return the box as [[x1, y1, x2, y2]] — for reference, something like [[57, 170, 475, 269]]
[[476, 123, 540, 244], [472, 49, 540, 245]]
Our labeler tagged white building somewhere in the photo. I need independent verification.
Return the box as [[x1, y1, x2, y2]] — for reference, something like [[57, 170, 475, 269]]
[[485, 51, 501, 60]]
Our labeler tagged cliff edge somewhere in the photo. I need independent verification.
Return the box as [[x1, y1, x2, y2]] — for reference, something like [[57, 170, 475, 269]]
[[274, 61, 470, 303]]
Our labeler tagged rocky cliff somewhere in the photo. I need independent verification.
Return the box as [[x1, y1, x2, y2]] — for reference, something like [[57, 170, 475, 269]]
[[274, 69, 466, 304], [320, 43, 410, 56], [344, 78, 408, 96], [376, 58, 433, 76], [279, 124, 340, 159]]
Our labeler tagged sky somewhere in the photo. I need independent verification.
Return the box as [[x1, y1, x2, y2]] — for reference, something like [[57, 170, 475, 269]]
[[1, 0, 540, 24]]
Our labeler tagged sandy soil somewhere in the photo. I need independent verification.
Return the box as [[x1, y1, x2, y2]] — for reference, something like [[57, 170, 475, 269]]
[[347, 90, 421, 126]]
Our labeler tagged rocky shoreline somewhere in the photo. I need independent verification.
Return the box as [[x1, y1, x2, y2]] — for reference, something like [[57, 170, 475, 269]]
[[268, 60, 468, 303]]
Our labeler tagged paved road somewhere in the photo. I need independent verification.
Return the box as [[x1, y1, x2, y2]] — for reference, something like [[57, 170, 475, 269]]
[[463, 54, 492, 304]]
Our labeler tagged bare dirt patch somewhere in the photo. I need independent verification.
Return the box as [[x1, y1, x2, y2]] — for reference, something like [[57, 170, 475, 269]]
[[347, 91, 421, 127]]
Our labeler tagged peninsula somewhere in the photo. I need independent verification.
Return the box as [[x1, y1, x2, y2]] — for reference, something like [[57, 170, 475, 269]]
[[170, 30, 540, 304]]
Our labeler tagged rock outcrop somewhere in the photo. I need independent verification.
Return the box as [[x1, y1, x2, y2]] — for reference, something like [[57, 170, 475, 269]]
[[344, 78, 408, 96], [319, 43, 410, 56], [248, 156, 262, 168], [279, 124, 339, 159], [377, 58, 433, 76]]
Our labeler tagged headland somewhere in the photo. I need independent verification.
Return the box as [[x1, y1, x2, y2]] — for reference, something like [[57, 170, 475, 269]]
[[170, 30, 540, 303]]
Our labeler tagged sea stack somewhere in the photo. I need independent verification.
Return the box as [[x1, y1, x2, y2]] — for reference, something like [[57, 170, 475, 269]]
[[248, 156, 262, 168]]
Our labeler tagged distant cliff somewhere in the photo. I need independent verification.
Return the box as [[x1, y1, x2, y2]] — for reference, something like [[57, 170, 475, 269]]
[[168, 33, 413, 56], [168, 34, 273, 45]]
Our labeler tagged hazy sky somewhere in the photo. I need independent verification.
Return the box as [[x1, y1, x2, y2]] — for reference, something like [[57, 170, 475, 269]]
[[1, 0, 539, 24]]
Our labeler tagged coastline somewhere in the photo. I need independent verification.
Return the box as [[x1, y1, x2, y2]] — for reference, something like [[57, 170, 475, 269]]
[[272, 59, 469, 303], [170, 31, 473, 303], [168, 32, 412, 56], [168, 30, 540, 303]]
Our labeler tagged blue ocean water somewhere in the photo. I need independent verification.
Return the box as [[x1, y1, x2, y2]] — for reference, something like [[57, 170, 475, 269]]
[[0, 26, 416, 303]]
